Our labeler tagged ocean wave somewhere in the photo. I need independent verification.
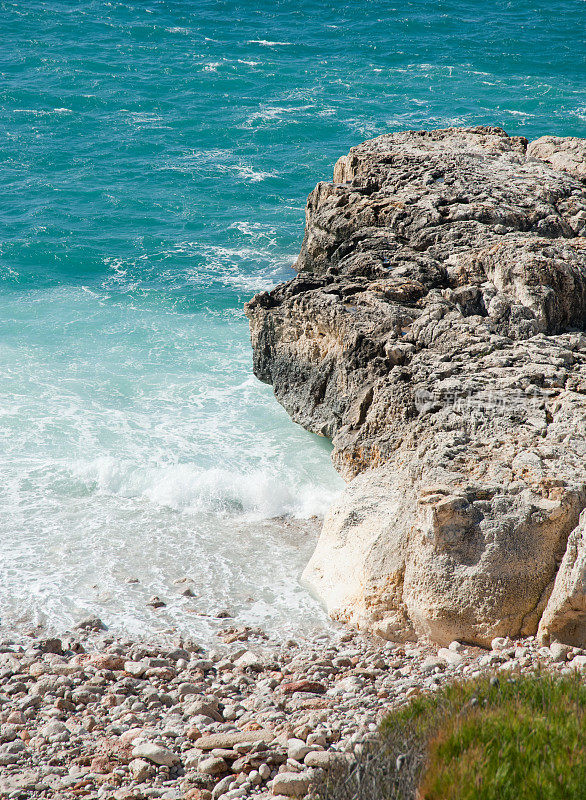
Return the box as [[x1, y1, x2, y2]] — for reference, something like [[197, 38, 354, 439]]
[[247, 39, 292, 47], [71, 457, 338, 520], [11, 108, 73, 116], [228, 221, 276, 242], [98, 240, 293, 295], [506, 109, 536, 117], [126, 112, 168, 128], [243, 105, 312, 128], [195, 243, 295, 290], [233, 165, 277, 182], [155, 149, 276, 182]]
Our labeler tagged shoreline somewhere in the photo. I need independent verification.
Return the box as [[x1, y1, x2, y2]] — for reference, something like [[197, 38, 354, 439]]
[[0, 513, 335, 652], [1, 623, 584, 799]]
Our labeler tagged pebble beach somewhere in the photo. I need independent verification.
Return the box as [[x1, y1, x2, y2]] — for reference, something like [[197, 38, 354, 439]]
[[0, 622, 584, 800]]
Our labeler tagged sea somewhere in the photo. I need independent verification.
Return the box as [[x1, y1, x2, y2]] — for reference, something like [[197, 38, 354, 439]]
[[0, 0, 584, 642]]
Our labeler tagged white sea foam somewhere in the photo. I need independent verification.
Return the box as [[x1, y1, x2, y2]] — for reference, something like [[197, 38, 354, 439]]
[[243, 105, 311, 128], [126, 112, 169, 129], [71, 457, 337, 520], [0, 280, 343, 643], [155, 149, 276, 183], [247, 39, 292, 47], [193, 243, 295, 291], [12, 108, 72, 116], [228, 221, 277, 244], [234, 164, 277, 182]]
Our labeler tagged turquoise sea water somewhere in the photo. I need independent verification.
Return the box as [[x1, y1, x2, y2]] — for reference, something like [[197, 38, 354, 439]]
[[1, 1, 584, 639]]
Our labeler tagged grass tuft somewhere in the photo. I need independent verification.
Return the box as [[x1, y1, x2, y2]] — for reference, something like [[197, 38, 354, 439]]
[[314, 672, 586, 800], [419, 672, 586, 800]]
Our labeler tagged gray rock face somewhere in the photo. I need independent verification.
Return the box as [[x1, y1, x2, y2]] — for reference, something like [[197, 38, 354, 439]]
[[246, 126, 586, 647]]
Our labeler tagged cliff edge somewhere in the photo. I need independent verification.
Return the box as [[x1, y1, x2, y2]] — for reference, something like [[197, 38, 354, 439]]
[[246, 126, 586, 647]]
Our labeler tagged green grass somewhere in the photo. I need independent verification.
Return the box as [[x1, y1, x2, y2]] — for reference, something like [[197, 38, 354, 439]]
[[315, 673, 586, 800], [418, 673, 586, 800]]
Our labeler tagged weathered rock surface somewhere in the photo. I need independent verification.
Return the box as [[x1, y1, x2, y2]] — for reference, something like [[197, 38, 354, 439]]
[[538, 509, 586, 646], [246, 126, 586, 647], [527, 136, 586, 181]]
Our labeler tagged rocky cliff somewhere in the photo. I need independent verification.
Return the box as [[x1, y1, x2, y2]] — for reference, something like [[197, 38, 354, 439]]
[[246, 126, 586, 647]]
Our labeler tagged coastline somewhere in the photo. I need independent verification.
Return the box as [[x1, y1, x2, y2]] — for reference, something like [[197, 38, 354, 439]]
[[2, 126, 585, 799], [1, 3, 585, 796]]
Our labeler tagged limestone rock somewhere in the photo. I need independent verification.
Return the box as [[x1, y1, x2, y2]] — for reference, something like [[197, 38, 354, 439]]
[[281, 680, 326, 695], [194, 730, 274, 751], [528, 136, 586, 181], [271, 772, 311, 797], [437, 647, 464, 666], [124, 659, 148, 677], [549, 641, 572, 662], [303, 750, 351, 771], [131, 742, 178, 766], [420, 656, 444, 672], [75, 616, 106, 632], [40, 721, 70, 743], [198, 756, 227, 775], [538, 511, 586, 646], [247, 126, 586, 646], [129, 758, 151, 781], [183, 697, 223, 722], [287, 738, 312, 761], [234, 650, 264, 671]]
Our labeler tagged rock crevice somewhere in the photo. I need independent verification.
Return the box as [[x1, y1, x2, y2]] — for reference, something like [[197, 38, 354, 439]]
[[246, 126, 586, 647]]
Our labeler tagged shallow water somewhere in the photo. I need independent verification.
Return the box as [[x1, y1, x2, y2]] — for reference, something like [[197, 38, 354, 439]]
[[0, 0, 584, 640]]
